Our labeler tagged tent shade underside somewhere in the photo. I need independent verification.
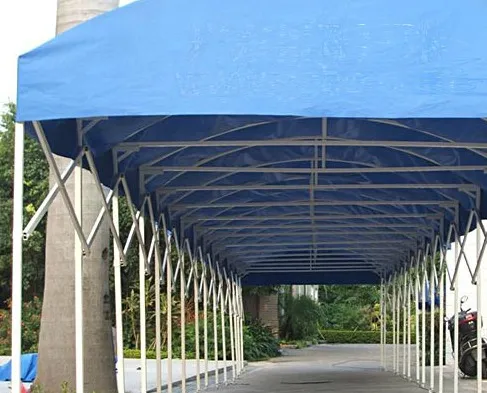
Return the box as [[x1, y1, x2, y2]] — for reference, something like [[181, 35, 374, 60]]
[[15, 0, 487, 285]]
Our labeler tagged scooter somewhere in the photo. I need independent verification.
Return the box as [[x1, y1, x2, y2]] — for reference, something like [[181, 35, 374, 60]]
[[447, 295, 487, 378]]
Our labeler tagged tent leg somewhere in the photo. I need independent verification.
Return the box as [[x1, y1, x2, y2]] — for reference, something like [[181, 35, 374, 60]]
[[11, 123, 24, 393], [167, 237, 173, 393], [453, 232, 460, 393], [439, 248, 445, 393], [421, 254, 427, 388], [194, 256, 201, 392], [430, 254, 436, 392], [112, 185, 125, 393], [139, 214, 147, 393], [407, 266, 412, 380], [415, 260, 420, 384], [228, 274, 236, 381], [238, 278, 244, 372], [74, 123, 84, 393], [476, 205, 483, 393], [180, 250, 187, 393], [403, 271, 407, 378], [393, 274, 397, 374], [211, 262, 219, 385], [380, 280, 384, 370], [221, 276, 227, 383], [203, 265, 209, 387]]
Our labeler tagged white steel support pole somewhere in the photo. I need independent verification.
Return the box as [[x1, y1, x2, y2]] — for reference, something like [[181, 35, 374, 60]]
[[228, 275, 236, 380], [430, 256, 436, 392], [74, 125, 84, 393], [454, 232, 460, 393], [139, 214, 147, 393], [380, 280, 384, 369], [233, 275, 241, 375], [422, 255, 427, 388], [393, 274, 397, 373], [203, 264, 209, 387], [167, 237, 173, 393], [112, 182, 125, 393], [384, 280, 388, 371], [239, 278, 244, 371], [180, 249, 187, 393], [211, 260, 219, 385], [397, 275, 401, 374], [476, 208, 483, 393], [193, 255, 201, 392], [11, 123, 24, 393], [220, 272, 227, 383], [439, 251, 445, 393], [155, 245, 166, 393], [415, 261, 421, 384], [407, 268, 412, 380], [403, 272, 407, 378]]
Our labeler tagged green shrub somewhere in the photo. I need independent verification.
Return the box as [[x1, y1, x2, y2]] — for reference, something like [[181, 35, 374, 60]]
[[280, 294, 324, 341], [0, 297, 42, 355], [243, 318, 280, 361], [319, 330, 417, 344]]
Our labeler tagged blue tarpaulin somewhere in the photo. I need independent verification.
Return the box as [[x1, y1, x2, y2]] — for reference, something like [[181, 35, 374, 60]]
[[0, 354, 37, 382], [14, 0, 487, 285]]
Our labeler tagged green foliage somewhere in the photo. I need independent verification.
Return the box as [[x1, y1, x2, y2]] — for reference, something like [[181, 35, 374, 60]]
[[319, 330, 416, 344], [243, 317, 280, 361], [419, 311, 446, 366], [0, 103, 49, 304], [279, 294, 324, 341], [0, 296, 42, 354], [319, 285, 381, 331]]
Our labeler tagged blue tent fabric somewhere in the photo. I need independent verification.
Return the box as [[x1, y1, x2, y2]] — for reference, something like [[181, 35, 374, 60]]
[[14, 0, 487, 285], [0, 354, 38, 382]]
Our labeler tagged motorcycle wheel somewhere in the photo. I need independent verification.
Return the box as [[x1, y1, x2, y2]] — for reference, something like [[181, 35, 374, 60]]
[[482, 360, 487, 379]]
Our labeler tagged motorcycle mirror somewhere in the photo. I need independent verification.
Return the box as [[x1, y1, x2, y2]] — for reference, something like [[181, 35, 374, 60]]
[[461, 295, 468, 303]]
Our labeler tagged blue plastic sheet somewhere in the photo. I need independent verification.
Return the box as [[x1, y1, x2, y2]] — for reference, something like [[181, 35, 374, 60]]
[[14, 0, 487, 285], [0, 354, 38, 382]]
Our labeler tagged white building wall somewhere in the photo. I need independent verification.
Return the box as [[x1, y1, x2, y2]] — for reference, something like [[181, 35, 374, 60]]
[[445, 221, 487, 364]]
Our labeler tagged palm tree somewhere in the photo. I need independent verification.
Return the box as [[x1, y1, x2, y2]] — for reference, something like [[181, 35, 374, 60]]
[[35, 1, 119, 392]]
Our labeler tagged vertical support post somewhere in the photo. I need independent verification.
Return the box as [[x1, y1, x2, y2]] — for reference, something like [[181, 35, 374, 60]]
[[380, 280, 385, 369], [167, 236, 173, 393], [439, 248, 445, 393], [403, 271, 407, 378], [421, 254, 427, 388], [194, 254, 201, 392], [430, 254, 436, 392], [211, 260, 219, 384], [415, 259, 421, 384], [476, 201, 483, 393], [220, 271, 227, 383], [11, 123, 24, 393], [396, 274, 401, 374], [384, 279, 388, 371], [155, 245, 165, 393], [393, 274, 397, 373], [74, 124, 84, 393], [139, 214, 147, 393], [228, 274, 236, 380], [112, 166, 125, 393], [203, 263, 209, 386], [407, 266, 412, 380], [453, 230, 460, 393], [238, 277, 244, 371], [181, 250, 187, 393]]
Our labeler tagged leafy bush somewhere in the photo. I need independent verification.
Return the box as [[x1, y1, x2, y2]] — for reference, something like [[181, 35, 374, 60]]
[[0, 297, 42, 355], [280, 294, 324, 341], [243, 318, 280, 361], [320, 330, 417, 344]]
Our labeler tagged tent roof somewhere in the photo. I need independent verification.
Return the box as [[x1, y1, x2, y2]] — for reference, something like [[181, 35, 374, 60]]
[[15, 0, 487, 285]]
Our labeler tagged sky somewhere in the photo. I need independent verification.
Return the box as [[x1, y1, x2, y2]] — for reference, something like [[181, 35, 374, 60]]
[[0, 0, 135, 108]]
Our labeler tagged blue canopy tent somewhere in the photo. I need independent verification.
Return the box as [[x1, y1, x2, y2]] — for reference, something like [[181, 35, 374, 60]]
[[15, 0, 487, 286], [12, 1, 487, 392]]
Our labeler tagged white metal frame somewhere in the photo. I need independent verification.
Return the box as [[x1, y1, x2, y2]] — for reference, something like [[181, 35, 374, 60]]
[[11, 119, 487, 393]]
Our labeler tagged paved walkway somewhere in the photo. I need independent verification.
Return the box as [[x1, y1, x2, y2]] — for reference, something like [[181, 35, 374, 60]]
[[208, 345, 425, 393]]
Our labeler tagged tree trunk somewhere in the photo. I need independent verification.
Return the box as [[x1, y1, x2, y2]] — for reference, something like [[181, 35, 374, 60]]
[[36, 1, 119, 392]]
